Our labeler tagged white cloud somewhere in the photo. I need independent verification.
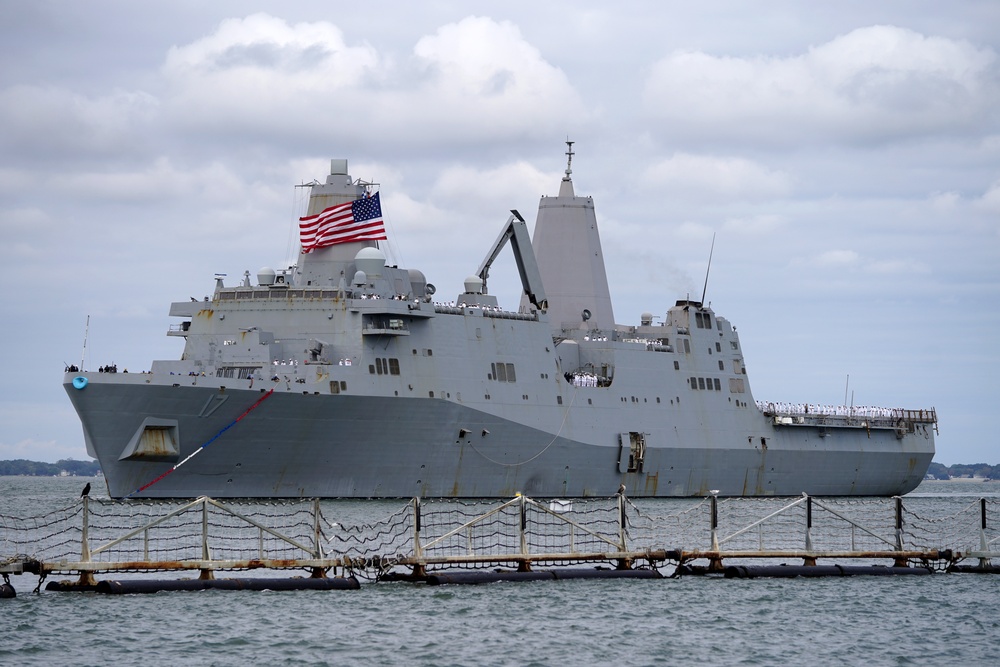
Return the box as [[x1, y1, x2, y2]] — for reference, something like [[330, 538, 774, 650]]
[[159, 14, 587, 147], [865, 258, 930, 274], [814, 249, 860, 266], [430, 160, 554, 215], [641, 153, 792, 201], [642, 25, 1000, 147], [976, 180, 1000, 214], [722, 214, 787, 235], [0, 85, 158, 160]]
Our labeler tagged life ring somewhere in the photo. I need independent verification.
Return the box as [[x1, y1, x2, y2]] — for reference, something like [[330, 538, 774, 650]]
[[72, 376, 88, 390]]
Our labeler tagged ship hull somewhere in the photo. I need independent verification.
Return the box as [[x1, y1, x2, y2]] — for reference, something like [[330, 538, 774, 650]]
[[65, 376, 934, 499]]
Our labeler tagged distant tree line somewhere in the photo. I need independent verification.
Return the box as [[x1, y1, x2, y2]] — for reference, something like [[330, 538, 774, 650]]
[[926, 462, 999, 480], [0, 459, 102, 476]]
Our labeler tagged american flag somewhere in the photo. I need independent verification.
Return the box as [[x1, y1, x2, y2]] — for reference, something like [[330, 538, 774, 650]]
[[299, 192, 386, 252]]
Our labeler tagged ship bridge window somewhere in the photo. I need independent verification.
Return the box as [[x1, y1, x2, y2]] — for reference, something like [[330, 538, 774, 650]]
[[490, 362, 516, 382], [695, 312, 713, 329], [370, 357, 401, 376]]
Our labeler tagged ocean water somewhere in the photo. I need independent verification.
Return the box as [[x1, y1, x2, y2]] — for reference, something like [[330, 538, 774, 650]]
[[2, 477, 999, 667]]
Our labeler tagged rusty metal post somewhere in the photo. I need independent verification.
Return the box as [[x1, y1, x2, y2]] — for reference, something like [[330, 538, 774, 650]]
[[313, 498, 324, 559], [616, 492, 632, 570], [803, 494, 816, 566], [708, 492, 723, 572], [893, 496, 907, 568], [980, 498, 991, 568], [81, 495, 90, 562], [618, 493, 628, 553], [199, 499, 214, 580], [311, 498, 327, 578], [77, 495, 96, 586], [411, 497, 425, 578], [517, 494, 531, 572]]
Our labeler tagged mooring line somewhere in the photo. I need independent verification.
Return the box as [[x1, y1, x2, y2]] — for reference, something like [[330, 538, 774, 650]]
[[126, 385, 277, 497]]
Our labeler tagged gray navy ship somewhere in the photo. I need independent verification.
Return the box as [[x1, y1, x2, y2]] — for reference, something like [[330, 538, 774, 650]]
[[65, 148, 937, 498]]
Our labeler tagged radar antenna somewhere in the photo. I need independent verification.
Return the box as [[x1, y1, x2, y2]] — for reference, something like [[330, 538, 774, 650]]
[[564, 139, 574, 179], [700, 232, 716, 305]]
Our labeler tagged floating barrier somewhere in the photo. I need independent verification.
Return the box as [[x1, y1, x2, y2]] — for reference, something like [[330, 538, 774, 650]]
[[78, 577, 360, 595], [2, 492, 997, 595], [722, 564, 934, 579], [1, 583, 15, 598], [425, 568, 662, 586], [948, 563, 1000, 575]]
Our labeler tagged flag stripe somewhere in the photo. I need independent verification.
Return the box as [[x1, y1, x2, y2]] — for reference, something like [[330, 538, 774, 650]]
[[298, 192, 385, 253]]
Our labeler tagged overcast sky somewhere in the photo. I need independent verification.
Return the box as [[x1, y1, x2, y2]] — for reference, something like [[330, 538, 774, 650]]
[[1, 1, 997, 466]]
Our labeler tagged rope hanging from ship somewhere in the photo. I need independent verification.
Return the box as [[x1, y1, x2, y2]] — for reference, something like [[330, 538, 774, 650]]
[[466, 386, 580, 467], [126, 384, 278, 497]]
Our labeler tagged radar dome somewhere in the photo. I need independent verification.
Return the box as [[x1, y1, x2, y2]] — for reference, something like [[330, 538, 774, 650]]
[[352, 270, 367, 287], [257, 267, 276, 286], [463, 276, 484, 294], [641, 312, 653, 326], [354, 247, 385, 277]]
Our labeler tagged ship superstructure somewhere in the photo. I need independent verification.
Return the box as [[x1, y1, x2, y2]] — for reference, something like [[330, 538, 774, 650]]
[[64, 150, 936, 498]]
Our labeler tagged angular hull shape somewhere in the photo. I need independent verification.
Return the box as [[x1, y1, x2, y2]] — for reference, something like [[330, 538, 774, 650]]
[[65, 153, 936, 498]]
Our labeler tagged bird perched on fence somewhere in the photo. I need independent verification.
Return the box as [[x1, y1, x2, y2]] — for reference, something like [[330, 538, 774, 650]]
[[81, 482, 91, 497]]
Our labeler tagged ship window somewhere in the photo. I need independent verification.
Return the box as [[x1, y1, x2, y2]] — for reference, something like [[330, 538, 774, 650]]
[[341, 381, 347, 390], [674, 361, 680, 370], [719, 360, 725, 371], [429, 391, 434, 398], [731, 341, 739, 350], [714, 378, 721, 391], [329, 381, 340, 394], [389, 358, 400, 375], [698, 377, 706, 390], [557, 396, 563, 405], [376, 358, 384, 375], [490, 362, 516, 382], [683, 339, 691, 354], [704, 314, 712, 328], [695, 312, 703, 328], [716, 342, 722, 352], [690, 377, 698, 389], [368, 364, 376, 374]]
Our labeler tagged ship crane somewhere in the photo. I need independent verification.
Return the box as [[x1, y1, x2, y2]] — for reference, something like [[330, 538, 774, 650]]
[[476, 210, 548, 311]]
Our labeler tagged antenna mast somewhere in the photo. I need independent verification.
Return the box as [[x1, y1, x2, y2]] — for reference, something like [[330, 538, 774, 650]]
[[80, 315, 90, 371], [564, 139, 574, 178], [700, 233, 716, 304]]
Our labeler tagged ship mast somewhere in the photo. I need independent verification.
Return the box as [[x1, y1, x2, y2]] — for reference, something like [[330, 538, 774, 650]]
[[564, 139, 574, 180]]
